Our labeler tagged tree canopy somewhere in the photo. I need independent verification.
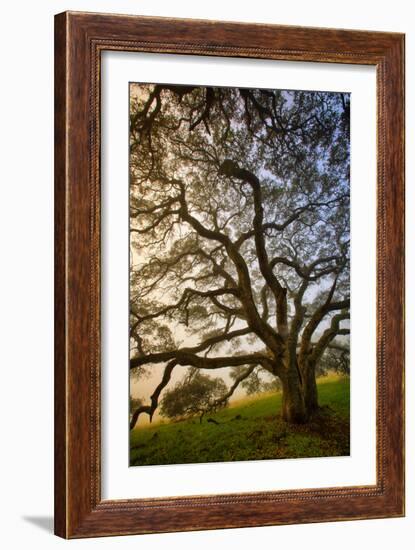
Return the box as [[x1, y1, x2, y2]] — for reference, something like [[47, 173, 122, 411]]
[[129, 83, 350, 427], [159, 368, 228, 422]]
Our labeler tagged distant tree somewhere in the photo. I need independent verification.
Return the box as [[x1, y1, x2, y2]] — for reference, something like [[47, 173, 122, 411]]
[[130, 396, 143, 416], [159, 369, 228, 423], [129, 84, 350, 428], [316, 344, 350, 377]]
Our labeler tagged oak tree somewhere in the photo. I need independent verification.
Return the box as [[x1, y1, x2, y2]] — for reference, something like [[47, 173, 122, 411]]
[[129, 84, 350, 428]]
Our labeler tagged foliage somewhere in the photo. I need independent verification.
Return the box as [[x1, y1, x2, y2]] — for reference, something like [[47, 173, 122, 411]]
[[317, 346, 350, 376], [130, 396, 143, 415], [159, 369, 228, 421]]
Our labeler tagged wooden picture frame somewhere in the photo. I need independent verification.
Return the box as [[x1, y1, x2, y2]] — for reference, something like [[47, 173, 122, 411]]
[[54, 11, 405, 538]]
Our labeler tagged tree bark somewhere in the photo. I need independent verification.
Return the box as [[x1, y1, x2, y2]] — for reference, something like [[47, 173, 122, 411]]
[[280, 368, 307, 424], [302, 360, 319, 415], [279, 354, 319, 424]]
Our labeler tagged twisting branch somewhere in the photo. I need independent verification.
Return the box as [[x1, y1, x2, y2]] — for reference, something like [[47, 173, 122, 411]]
[[219, 159, 288, 337], [130, 350, 270, 370], [130, 360, 176, 429], [175, 177, 284, 352], [134, 286, 239, 323], [299, 269, 349, 363], [311, 312, 350, 363], [212, 365, 256, 408]]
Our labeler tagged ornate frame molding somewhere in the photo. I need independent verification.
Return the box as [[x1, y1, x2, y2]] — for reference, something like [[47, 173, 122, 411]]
[[55, 11, 404, 538]]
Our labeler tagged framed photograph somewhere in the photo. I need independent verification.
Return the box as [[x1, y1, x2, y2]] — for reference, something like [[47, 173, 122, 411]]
[[54, 11, 405, 538]]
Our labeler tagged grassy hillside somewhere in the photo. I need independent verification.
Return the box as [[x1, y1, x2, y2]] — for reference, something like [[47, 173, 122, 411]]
[[130, 375, 350, 466]]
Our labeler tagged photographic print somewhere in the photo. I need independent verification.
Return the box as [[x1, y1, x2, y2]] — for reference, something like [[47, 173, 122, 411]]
[[129, 83, 350, 467], [55, 13, 404, 536]]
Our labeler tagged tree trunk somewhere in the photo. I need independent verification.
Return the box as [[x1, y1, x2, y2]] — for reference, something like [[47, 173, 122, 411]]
[[302, 359, 319, 415], [279, 355, 319, 424], [281, 370, 308, 424]]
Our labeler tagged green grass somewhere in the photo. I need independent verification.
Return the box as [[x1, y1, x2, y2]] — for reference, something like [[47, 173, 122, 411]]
[[130, 375, 350, 466]]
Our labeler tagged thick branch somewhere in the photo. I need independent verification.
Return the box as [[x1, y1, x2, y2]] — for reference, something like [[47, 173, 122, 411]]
[[270, 255, 342, 282], [131, 349, 269, 371], [235, 197, 348, 249], [130, 360, 176, 429], [299, 270, 349, 363], [176, 177, 283, 351], [311, 312, 350, 362], [135, 286, 239, 323], [219, 160, 288, 336]]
